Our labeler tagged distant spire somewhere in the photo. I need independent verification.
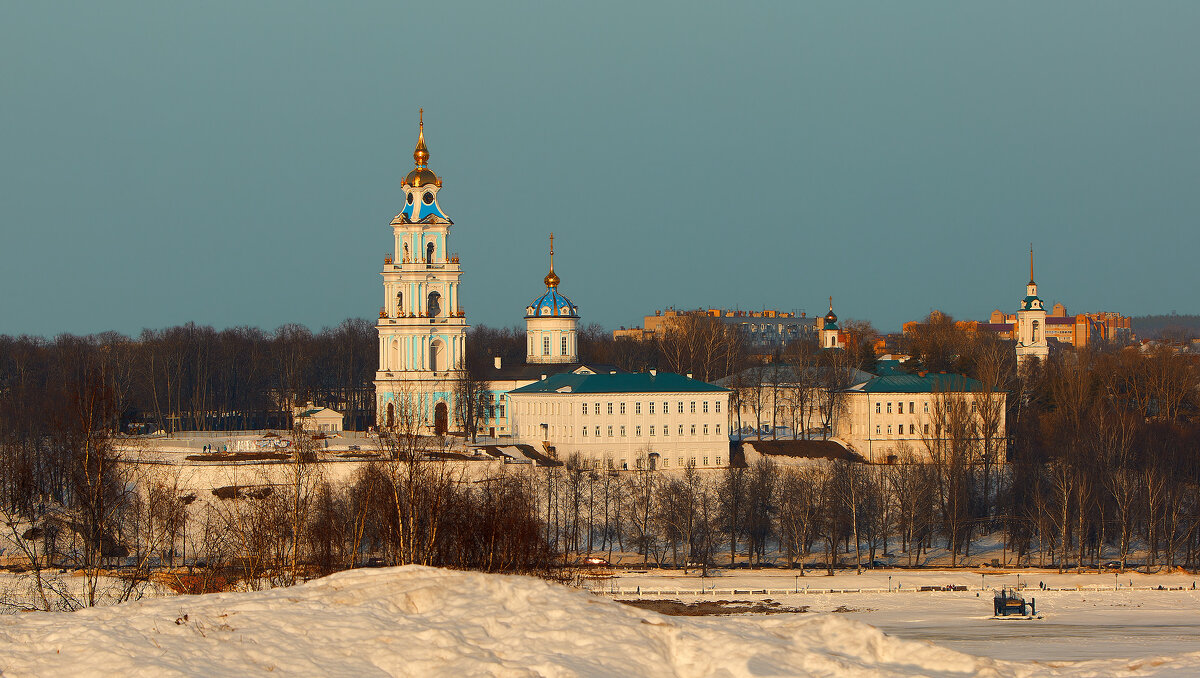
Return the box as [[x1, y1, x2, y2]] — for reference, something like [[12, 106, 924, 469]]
[[544, 232, 560, 288], [1029, 243, 1035, 284], [829, 295, 833, 311]]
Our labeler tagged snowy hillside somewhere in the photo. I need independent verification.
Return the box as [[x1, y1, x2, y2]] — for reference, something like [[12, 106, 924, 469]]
[[0, 566, 1197, 677]]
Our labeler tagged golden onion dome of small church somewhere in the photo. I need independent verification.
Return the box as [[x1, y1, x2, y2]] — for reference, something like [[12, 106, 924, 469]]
[[403, 109, 442, 188], [824, 296, 838, 326], [544, 233, 561, 287]]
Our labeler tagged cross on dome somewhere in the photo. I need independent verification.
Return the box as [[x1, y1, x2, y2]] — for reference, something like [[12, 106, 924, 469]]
[[544, 232, 560, 288]]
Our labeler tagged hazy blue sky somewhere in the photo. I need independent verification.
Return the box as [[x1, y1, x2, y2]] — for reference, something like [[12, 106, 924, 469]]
[[3, 2, 1198, 338]]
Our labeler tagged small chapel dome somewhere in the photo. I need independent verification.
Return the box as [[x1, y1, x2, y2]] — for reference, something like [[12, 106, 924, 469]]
[[526, 288, 578, 319], [526, 233, 577, 318], [823, 296, 838, 327]]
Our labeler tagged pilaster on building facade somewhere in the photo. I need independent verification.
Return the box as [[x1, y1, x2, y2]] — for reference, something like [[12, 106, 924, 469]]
[[375, 111, 467, 435]]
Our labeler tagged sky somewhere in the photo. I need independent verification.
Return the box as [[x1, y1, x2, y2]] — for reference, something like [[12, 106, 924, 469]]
[[3, 2, 1199, 338]]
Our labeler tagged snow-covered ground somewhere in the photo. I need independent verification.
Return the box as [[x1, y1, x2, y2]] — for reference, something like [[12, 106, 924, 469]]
[[2, 566, 1200, 677]]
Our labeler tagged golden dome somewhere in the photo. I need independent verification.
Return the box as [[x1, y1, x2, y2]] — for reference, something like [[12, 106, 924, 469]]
[[404, 167, 440, 187]]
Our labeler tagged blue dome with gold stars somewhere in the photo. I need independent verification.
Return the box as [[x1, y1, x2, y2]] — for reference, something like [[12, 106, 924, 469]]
[[525, 233, 579, 319]]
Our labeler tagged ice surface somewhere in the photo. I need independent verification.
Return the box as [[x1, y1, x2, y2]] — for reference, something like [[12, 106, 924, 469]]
[[2, 566, 1199, 677]]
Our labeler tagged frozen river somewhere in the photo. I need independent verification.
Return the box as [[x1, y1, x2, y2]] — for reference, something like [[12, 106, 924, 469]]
[[603, 567, 1200, 664], [867, 615, 1200, 662]]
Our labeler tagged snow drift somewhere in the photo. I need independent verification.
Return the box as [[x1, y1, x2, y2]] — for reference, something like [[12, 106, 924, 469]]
[[0, 566, 1196, 677]]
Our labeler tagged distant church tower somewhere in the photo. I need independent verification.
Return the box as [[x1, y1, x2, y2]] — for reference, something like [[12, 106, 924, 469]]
[[375, 111, 467, 435], [1015, 246, 1048, 368], [525, 233, 579, 364], [819, 297, 843, 349]]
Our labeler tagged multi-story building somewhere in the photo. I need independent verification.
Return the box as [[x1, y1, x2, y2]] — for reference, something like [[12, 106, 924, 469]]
[[614, 307, 817, 350], [507, 371, 731, 470], [714, 364, 876, 439], [834, 368, 1006, 464], [982, 307, 1132, 349]]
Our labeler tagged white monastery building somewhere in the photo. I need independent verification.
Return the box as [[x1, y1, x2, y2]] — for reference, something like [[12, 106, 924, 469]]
[[834, 365, 1006, 464], [507, 371, 731, 470]]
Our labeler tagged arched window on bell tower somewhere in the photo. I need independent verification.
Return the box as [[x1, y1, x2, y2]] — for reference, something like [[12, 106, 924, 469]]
[[430, 339, 444, 372], [1032, 320, 1040, 343], [396, 290, 403, 315], [427, 291, 441, 317], [426, 241, 435, 264]]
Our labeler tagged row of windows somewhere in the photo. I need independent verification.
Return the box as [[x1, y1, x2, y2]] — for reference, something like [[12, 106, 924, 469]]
[[582, 423, 721, 437], [877, 401, 928, 415], [582, 456, 724, 470], [874, 401, 978, 415], [582, 401, 719, 416], [873, 423, 945, 436]]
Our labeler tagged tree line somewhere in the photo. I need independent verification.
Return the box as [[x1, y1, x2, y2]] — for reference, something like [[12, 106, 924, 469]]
[[4, 310, 1200, 610]]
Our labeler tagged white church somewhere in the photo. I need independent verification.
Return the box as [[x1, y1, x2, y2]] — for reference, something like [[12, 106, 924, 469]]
[[373, 115, 732, 470]]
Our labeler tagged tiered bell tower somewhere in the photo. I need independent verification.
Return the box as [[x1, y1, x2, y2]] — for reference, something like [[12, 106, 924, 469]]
[[375, 111, 467, 434], [1015, 245, 1049, 368]]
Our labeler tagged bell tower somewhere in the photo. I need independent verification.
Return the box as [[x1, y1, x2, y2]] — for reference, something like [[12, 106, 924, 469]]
[[819, 297, 843, 349], [375, 111, 468, 434], [1015, 245, 1049, 368]]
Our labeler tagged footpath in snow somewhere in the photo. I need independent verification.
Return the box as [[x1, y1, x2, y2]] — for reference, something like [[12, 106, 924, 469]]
[[2, 566, 1200, 677]]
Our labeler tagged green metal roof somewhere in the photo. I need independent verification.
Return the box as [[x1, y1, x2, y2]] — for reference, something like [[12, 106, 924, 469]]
[[873, 360, 906, 376], [851, 372, 985, 394], [509, 371, 729, 395]]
